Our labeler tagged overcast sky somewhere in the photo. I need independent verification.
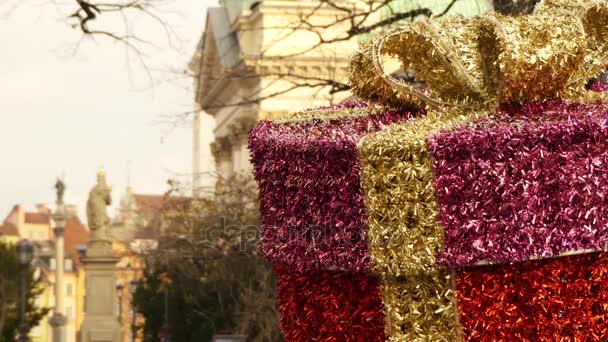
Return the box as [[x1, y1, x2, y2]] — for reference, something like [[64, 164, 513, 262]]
[[0, 0, 217, 219]]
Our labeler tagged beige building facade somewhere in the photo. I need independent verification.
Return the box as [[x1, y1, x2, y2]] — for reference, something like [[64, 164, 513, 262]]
[[191, 0, 358, 181], [191, 0, 492, 184]]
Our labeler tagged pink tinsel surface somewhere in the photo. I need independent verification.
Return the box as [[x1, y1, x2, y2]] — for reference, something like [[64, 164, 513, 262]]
[[431, 100, 608, 267]]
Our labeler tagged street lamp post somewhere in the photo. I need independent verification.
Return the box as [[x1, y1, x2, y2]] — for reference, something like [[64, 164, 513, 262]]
[[116, 283, 124, 322], [16, 240, 34, 342], [50, 179, 67, 342], [161, 285, 170, 342], [130, 280, 138, 342]]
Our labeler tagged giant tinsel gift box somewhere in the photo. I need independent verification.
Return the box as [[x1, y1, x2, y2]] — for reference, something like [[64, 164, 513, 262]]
[[249, 0, 608, 341]]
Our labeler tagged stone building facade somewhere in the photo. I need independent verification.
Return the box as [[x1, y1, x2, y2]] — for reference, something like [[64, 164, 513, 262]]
[[191, 0, 491, 182], [191, 0, 358, 181]]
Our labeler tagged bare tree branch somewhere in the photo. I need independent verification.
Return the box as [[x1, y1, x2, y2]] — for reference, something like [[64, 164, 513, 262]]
[[194, 0, 465, 113]]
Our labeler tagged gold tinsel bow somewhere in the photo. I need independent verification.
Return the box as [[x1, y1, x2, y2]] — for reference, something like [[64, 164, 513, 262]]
[[350, 0, 608, 109]]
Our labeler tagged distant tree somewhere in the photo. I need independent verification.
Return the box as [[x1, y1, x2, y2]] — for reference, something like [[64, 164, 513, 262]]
[[3, 0, 545, 116], [0, 242, 49, 340], [133, 174, 281, 342]]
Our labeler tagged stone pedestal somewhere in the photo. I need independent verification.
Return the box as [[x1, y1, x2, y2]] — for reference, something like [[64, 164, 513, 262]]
[[81, 240, 121, 342]]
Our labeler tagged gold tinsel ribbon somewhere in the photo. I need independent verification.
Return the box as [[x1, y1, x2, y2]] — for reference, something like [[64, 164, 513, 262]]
[[272, 104, 389, 123], [354, 0, 608, 340], [359, 108, 487, 341], [350, 0, 608, 109]]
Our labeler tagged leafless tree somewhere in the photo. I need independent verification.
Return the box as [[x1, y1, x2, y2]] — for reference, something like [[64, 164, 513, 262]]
[[67, 0, 175, 49], [137, 173, 280, 341], [1, 0, 182, 79], [192, 0, 543, 113]]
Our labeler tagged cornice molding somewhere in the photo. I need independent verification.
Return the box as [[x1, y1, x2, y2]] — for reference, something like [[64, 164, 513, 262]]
[[256, 0, 364, 15]]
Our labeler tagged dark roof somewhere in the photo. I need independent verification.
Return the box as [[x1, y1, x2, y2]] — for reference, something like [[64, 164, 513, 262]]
[[2, 205, 19, 225], [0, 222, 18, 236], [133, 194, 166, 220], [133, 194, 192, 222], [24, 212, 50, 224], [130, 193, 209, 240], [63, 217, 90, 265]]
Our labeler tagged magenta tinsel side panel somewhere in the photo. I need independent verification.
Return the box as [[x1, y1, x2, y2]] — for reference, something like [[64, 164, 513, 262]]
[[430, 100, 608, 267], [249, 109, 415, 273]]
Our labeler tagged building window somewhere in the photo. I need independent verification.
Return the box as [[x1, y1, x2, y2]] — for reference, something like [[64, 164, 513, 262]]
[[65, 259, 73, 272], [66, 283, 73, 297], [66, 305, 73, 320]]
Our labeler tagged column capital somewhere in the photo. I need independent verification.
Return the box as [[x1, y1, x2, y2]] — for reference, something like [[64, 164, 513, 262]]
[[53, 226, 65, 236], [52, 203, 67, 231], [211, 136, 232, 160]]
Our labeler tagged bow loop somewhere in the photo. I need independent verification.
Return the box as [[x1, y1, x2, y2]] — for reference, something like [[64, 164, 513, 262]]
[[350, 0, 608, 109], [479, 12, 586, 104]]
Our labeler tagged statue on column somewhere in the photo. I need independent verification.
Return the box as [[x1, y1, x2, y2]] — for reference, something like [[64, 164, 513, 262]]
[[55, 178, 65, 205], [87, 169, 112, 241]]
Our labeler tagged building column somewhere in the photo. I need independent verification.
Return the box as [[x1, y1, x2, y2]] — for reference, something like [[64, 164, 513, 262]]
[[50, 201, 67, 341], [193, 112, 202, 198]]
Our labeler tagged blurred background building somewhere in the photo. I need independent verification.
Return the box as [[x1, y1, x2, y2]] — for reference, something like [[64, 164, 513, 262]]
[[1, 204, 88, 342], [190, 0, 492, 188]]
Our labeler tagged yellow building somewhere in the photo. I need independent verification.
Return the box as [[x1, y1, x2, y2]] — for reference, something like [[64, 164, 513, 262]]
[[113, 241, 145, 342], [1, 189, 182, 342], [2, 205, 89, 342], [33, 249, 82, 342], [4, 204, 53, 241]]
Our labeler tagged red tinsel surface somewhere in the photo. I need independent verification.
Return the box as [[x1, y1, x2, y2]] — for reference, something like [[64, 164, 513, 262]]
[[457, 252, 608, 341], [275, 264, 386, 342]]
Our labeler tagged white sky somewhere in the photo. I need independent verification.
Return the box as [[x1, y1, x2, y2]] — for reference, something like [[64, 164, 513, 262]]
[[0, 0, 217, 219]]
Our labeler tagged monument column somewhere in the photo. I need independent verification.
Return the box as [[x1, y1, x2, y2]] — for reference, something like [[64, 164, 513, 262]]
[[81, 170, 121, 342], [50, 180, 67, 342]]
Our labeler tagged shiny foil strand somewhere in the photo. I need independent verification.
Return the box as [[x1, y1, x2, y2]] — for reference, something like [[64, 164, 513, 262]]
[[249, 104, 418, 273], [358, 108, 488, 341], [249, 2, 608, 341], [457, 252, 608, 340], [349, 42, 423, 110], [349, 0, 608, 109], [358, 107, 488, 277], [275, 100, 382, 122], [275, 264, 386, 342], [431, 100, 608, 267], [383, 269, 459, 342]]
